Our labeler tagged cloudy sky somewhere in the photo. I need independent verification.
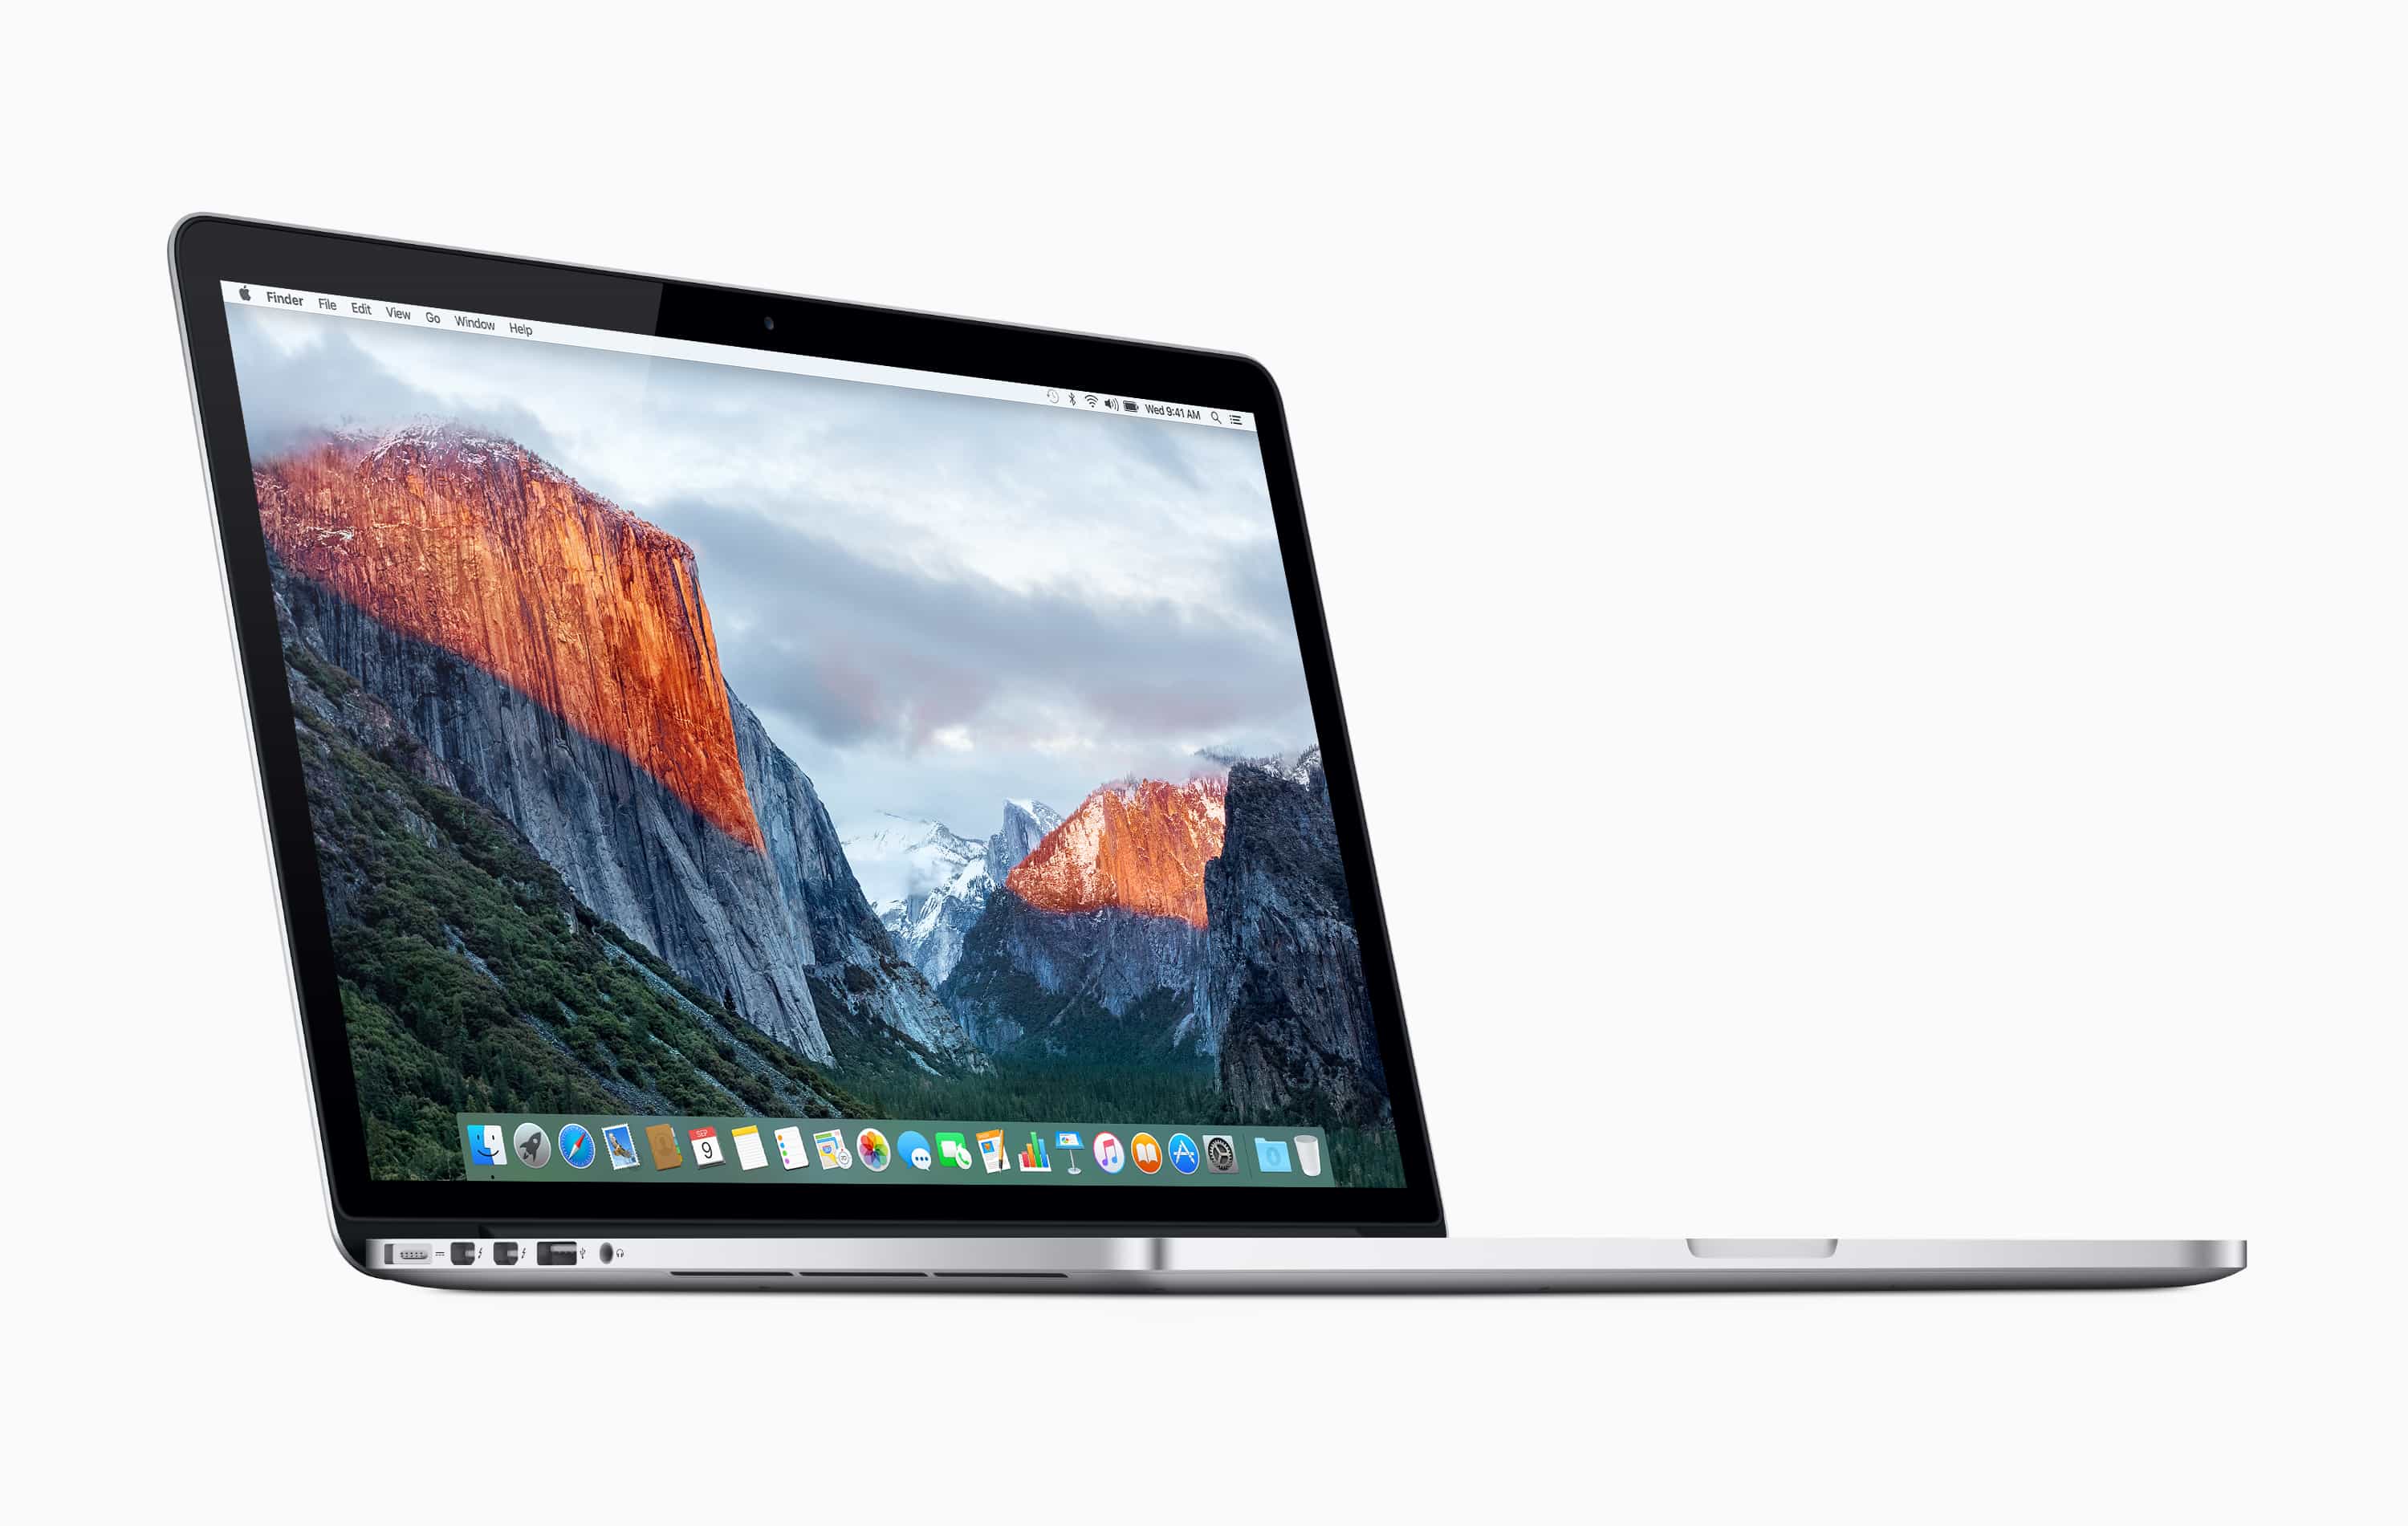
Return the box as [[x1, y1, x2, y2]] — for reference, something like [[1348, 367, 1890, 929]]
[[226, 304, 1314, 881]]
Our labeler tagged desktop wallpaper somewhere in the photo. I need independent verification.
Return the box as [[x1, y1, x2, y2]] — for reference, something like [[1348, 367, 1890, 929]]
[[226, 302, 1401, 1187]]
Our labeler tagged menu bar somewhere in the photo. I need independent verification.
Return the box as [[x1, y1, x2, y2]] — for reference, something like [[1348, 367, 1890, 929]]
[[461, 1114, 1332, 1185], [222, 280, 1259, 431]]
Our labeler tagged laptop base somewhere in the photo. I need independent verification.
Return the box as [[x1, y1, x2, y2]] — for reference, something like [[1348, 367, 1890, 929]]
[[364, 1236, 2245, 1292]]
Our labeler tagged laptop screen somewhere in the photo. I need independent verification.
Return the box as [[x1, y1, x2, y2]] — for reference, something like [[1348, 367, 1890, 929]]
[[222, 282, 1397, 1192]]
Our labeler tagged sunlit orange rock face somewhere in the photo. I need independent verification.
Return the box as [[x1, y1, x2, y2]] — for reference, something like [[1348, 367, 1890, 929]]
[[1006, 776, 1227, 926], [254, 425, 766, 850]]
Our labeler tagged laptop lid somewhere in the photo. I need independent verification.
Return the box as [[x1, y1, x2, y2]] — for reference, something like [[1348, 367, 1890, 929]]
[[173, 215, 1442, 1239]]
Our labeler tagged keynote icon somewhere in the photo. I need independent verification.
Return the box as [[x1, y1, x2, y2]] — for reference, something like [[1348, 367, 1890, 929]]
[[1056, 1131, 1085, 1174]]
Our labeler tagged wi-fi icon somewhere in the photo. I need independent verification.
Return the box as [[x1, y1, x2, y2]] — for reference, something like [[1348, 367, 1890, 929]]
[[1084, 394, 1099, 407]]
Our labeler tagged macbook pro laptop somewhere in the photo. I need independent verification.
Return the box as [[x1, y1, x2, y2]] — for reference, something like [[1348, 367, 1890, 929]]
[[173, 216, 2242, 1292]]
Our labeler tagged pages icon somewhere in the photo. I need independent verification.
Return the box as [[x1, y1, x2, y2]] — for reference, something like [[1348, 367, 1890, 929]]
[[976, 1129, 1011, 1173]]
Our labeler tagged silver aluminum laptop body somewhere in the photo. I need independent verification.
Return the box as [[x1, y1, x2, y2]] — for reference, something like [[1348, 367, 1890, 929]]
[[177, 217, 2243, 1294], [363, 1235, 2244, 1292]]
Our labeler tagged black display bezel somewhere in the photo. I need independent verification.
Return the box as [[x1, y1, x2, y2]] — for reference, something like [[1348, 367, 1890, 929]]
[[171, 214, 1445, 1241]]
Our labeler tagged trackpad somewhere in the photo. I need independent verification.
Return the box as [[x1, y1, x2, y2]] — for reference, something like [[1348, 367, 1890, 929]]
[[1685, 1239, 1840, 1259]]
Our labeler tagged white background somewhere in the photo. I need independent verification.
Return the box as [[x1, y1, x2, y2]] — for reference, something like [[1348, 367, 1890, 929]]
[[5, 5, 2399, 1521]]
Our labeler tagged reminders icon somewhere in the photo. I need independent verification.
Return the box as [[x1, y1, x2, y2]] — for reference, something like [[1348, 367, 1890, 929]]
[[775, 1125, 809, 1170]]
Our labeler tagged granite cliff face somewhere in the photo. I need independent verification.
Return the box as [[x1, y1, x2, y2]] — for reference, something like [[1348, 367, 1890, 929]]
[[272, 563, 836, 1058], [1205, 753, 1389, 1124], [278, 611, 865, 1150], [1005, 777, 1226, 926], [942, 781, 1222, 1060], [260, 422, 972, 1069], [256, 425, 763, 848], [985, 799, 1061, 888], [732, 693, 974, 1058], [939, 890, 1211, 1056]]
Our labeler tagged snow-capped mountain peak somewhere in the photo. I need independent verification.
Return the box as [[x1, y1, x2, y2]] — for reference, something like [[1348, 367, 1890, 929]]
[[840, 812, 983, 909], [847, 801, 1059, 986]]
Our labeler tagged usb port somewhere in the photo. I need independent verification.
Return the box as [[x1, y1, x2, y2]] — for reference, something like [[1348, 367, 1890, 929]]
[[536, 1241, 579, 1266]]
